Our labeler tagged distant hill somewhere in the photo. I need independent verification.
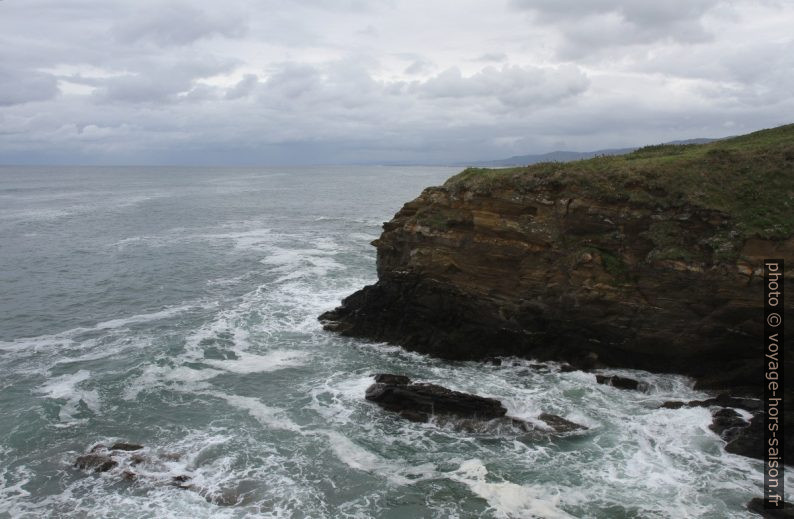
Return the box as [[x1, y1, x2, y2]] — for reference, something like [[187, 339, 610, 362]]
[[469, 138, 717, 167]]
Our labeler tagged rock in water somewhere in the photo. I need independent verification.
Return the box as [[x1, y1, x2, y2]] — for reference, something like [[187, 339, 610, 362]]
[[538, 413, 587, 433], [110, 442, 143, 451], [724, 412, 765, 461], [372, 373, 411, 385], [747, 497, 794, 518], [595, 375, 644, 390], [74, 454, 117, 473], [365, 375, 506, 421]]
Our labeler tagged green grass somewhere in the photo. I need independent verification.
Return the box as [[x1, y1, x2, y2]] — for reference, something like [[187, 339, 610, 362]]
[[444, 124, 794, 242]]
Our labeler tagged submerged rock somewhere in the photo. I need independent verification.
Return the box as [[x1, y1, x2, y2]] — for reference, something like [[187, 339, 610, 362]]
[[537, 413, 587, 433], [661, 394, 763, 412], [747, 497, 794, 518]]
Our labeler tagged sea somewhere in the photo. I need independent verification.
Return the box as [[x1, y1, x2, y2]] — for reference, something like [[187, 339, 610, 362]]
[[0, 165, 786, 518]]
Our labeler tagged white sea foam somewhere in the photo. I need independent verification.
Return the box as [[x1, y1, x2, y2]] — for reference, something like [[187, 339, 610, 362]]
[[122, 364, 222, 400], [453, 459, 574, 519], [36, 370, 100, 423], [204, 350, 309, 374], [0, 455, 32, 517], [207, 393, 303, 432], [0, 304, 201, 354], [261, 246, 345, 283], [323, 430, 435, 486]]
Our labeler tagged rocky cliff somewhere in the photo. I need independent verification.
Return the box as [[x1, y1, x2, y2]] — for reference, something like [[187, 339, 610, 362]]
[[321, 124, 794, 394]]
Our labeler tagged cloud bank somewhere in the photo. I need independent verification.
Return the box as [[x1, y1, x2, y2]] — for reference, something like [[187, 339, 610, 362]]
[[1, 0, 792, 164]]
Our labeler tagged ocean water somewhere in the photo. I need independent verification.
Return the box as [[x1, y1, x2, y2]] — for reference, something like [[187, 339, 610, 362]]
[[0, 165, 785, 518]]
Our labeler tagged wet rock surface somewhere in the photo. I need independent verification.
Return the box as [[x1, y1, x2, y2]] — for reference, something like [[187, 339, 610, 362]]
[[365, 375, 587, 434], [660, 393, 763, 412], [372, 373, 411, 385], [723, 412, 765, 461], [74, 453, 118, 473], [747, 497, 794, 518], [537, 412, 587, 433], [110, 442, 143, 451], [365, 376, 507, 421], [595, 375, 644, 391], [72, 442, 249, 506], [708, 408, 749, 439]]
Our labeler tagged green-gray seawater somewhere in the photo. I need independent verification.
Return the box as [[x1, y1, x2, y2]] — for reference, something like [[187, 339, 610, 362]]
[[0, 166, 785, 518]]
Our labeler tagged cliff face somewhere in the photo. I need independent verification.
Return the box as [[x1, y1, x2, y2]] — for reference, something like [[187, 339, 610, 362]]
[[321, 125, 794, 392]]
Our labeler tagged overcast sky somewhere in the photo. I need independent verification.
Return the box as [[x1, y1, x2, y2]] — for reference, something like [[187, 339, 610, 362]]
[[1, 0, 793, 165]]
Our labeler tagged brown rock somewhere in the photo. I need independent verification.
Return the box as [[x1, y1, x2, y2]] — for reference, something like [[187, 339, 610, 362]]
[[74, 454, 117, 473]]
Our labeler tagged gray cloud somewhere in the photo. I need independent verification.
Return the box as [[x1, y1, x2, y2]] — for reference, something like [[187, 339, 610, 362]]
[[113, 3, 248, 47], [0, 0, 792, 165], [472, 53, 508, 63], [416, 65, 589, 108], [512, 0, 722, 57], [0, 67, 59, 106]]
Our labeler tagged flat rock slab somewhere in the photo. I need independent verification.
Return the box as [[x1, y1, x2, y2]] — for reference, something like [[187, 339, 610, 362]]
[[111, 442, 143, 451], [365, 379, 507, 421]]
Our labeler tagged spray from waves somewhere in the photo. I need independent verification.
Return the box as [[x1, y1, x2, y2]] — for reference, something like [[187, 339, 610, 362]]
[[118, 230, 372, 410], [203, 393, 304, 433], [453, 459, 573, 519], [0, 304, 205, 355], [35, 370, 100, 425]]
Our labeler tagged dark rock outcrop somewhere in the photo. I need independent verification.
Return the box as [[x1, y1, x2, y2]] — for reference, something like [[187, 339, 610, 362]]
[[661, 394, 763, 412], [747, 497, 794, 518], [708, 408, 749, 438], [364, 375, 587, 434], [724, 412, 765, 460], [365, 378, 507, 422], [373, 373, 411, 385], [595, 375, 644, 391], [111, 442, 143, 451], [74, 454, 117, 473]]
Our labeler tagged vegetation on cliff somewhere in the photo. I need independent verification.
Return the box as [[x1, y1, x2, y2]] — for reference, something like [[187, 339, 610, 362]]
[[447, 123, 794, 245]]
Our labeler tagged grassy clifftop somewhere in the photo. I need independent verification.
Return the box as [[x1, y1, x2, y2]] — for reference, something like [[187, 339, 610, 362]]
[[446, 124, 794, 241]]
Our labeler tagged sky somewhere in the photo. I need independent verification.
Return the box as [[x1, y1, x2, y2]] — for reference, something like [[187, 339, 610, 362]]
[[1, 0, 793, 165]]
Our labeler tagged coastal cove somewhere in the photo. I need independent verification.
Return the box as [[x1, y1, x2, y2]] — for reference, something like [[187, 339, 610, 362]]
[[0, 162, 790, 518]]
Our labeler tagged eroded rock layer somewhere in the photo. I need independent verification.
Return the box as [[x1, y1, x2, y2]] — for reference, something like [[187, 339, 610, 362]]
[[321, 125, 794, 394]]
